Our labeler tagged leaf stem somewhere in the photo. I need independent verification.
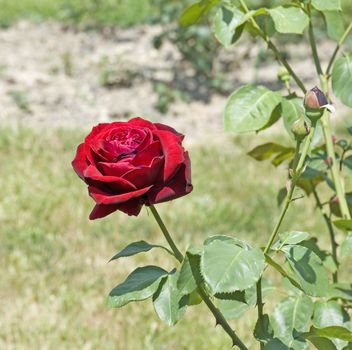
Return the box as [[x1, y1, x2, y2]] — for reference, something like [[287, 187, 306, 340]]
[[326, 21, 352, 76], [238, 0, 307, 93], [149, 204, 248, 350], [311, 186, 338, 283]]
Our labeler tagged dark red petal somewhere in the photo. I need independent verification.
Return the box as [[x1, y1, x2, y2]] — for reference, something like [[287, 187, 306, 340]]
[[72, 143, 89, 179], [88, 185, 152, 205], [83, 164, 134, 185], [128, 117, 156, 130], [154, 122, 184, 141], [89, 203, 120, 220], [123, 157, 164, 189], [131, 141, 162, 167], [89, 198, 143, 219], [85, 123, 110, 143], [153, 130, 185, 182], [97, 161, 134, 177], [147, 152, 192, 203]]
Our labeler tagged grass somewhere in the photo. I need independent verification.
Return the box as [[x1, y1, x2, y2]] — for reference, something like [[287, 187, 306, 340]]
[[0, 0, 155, 27], [1, 125, 350, 349], [0, 0, 351, 28]]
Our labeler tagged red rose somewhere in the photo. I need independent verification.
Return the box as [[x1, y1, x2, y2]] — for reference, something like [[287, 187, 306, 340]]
[[72, 117, 193, 219]]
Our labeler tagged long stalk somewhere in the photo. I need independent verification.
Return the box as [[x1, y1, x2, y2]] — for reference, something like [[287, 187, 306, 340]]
[[307, 7, 323, 77], [326, 22, 352, 75], [320, 112, 351, 220], [238, 0, 307, 94], [311, 186, 338, 282], [256, 124, 316, 348], [149, 204, 248, 350]]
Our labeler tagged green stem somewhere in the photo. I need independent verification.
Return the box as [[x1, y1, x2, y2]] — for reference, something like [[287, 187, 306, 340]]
[[256, 126, 315, 348], [149, 204, 183, 262], [238, 0, 307, 94], [320, 112, 351, 219], [307, 7, 323, 77], [311, 186, 338, 283], [326, 22, 352, 76], [149, 204, 248, 350], [264, 122, 317, 253]]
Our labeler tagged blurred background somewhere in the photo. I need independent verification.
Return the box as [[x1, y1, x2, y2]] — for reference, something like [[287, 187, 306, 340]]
[[0, 0, 351, 349]]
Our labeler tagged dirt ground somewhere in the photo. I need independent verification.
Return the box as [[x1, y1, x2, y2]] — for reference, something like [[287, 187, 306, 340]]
[[0, 21, 348, 143]]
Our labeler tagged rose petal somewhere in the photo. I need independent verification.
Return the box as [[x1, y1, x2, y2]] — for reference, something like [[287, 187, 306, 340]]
[[72, 143, 89, 179], [155, 123, 184, 141], [89, 198, 143, 220], [123, 157, 164, 189], [88, 185, 152, 205], [131, 141, 162, 167], [147, 152, 192, 203], [128, 117, 156, 130], [153, 130, 185, 182], [97, 161, 134, 177]]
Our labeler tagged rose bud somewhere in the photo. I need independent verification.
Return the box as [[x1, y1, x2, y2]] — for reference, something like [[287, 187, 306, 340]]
[[304, 86, 328, 122], [291, 119, 310, 141], [72, 117, 193, 219], [277, 68, 290, 82]]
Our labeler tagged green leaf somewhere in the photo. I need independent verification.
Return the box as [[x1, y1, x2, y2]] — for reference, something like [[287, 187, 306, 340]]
[[268, 6, 309, 34], [333, 219, 352, 231], [341, 233, 352, 257], [180, 0, 219, 27], [277, 187, 288, 207], [201, 238, 265, 294], [248, 142, 294, 162], [218, 298, 249, 319], [218, 280, 273, 319], [305, 336, 337, 350], [108, 266, 168, 308], [332, 54, 352, 107], [177, 255, 197, 296], [282, 245, 330, 297], [224, 85, 282, 133], [254, 314, 274, 344], [281, 97, 305, 139], [270, 295, 314, 347], [109, 240, 172, 261], [215, 290, 246, 302], [153, 272, 188, 326], [312, 0, 341, 11], [323, 11, 345, 41], [328, 283, 352, 302], [275, 231, 311, 248], [265, 254, 303, 292], [313, 300, 349, 328], [304, 326, 352, 342], [212, 6, 246, 48], [185, 246, 203, 286]]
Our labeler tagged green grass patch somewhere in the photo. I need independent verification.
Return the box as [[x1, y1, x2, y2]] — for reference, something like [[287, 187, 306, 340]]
[[0, 126, 349, 348], [0, 0, 155, 27]]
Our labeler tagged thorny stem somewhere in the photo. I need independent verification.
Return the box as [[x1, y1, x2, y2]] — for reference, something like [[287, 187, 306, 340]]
[[238, 0, 307, 94], [326, 22, 352, 76], [149, 204, 249, 350], [311, 187, 339, 283], [255, 124, 316, 348]]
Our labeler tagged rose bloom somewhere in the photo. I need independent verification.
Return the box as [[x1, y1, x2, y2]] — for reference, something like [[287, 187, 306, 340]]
[[72, 117, 192, 219]]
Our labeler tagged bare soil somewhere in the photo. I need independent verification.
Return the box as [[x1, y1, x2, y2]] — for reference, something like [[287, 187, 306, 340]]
[[0, 21, 348, 143]]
